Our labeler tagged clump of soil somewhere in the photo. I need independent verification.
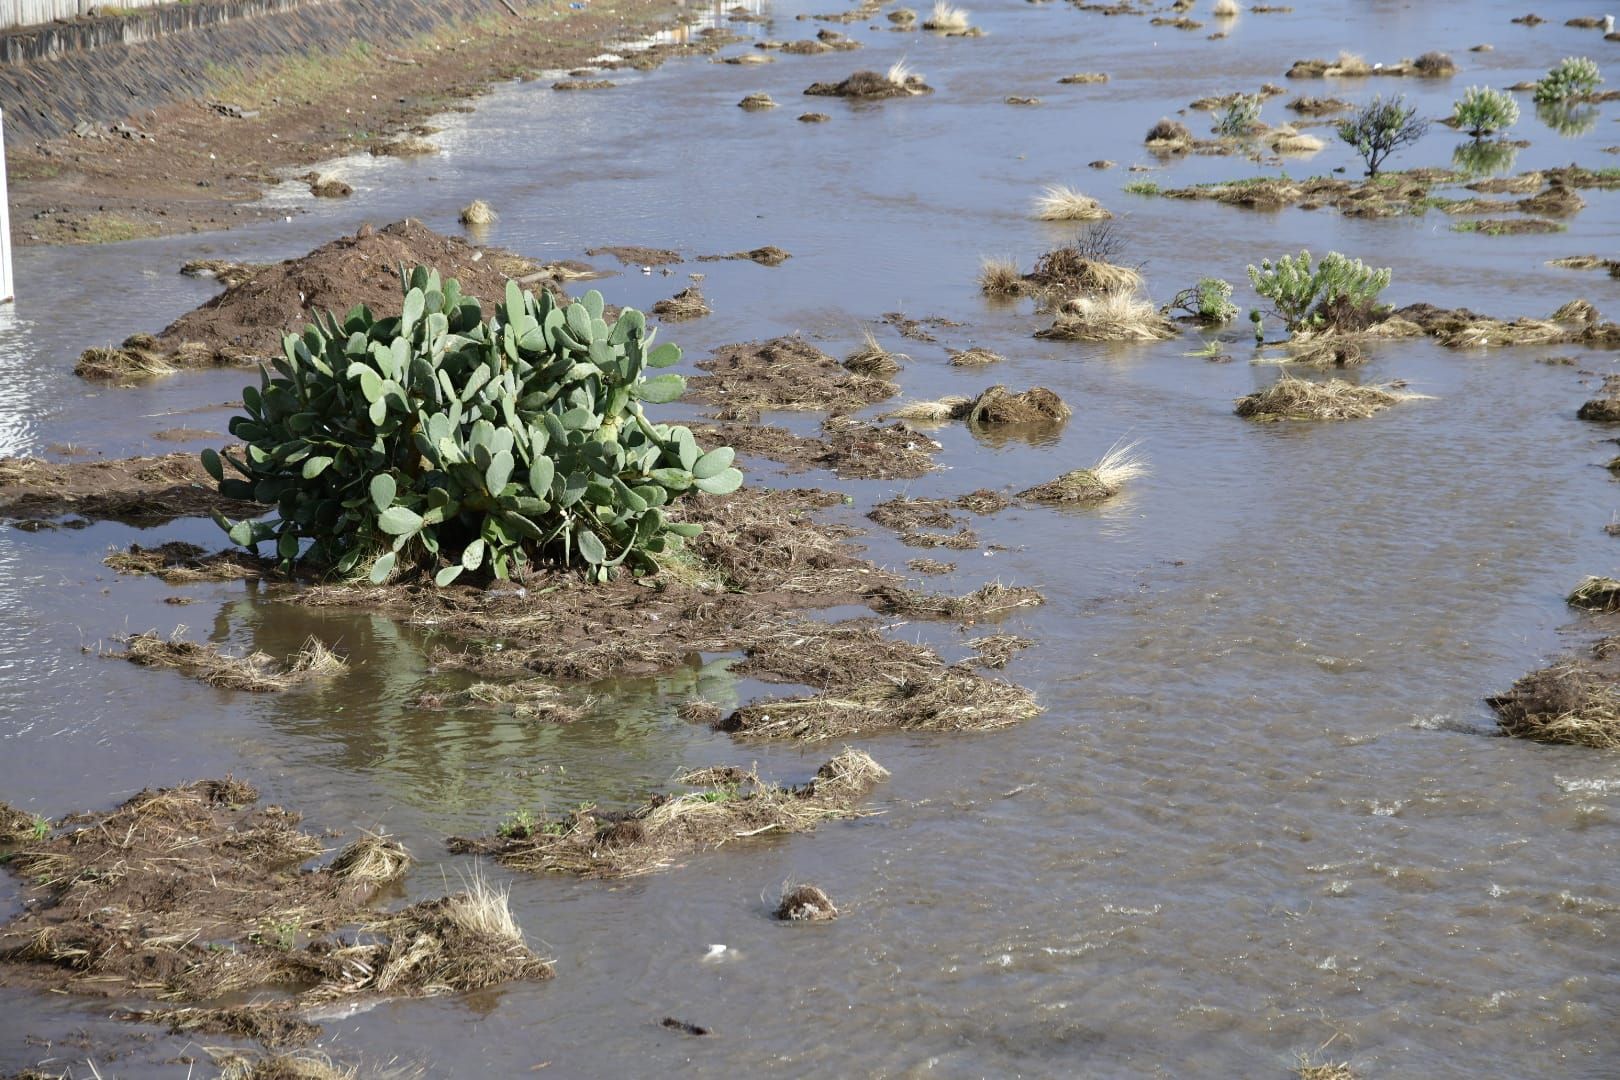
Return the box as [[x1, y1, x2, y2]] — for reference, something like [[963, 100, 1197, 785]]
[[1569, 576, 1620, 612], [104, 541, 266, 583], [586, 245, 683, 266], [776, 884, 838, 921], [369, 136, 437, 157], [0, 780, 551, 1035], [1059, 72, 1108, 84], [0, 450, 263, 525], [211, 1051, 358, 1079], [966, 385, 1070, 426], [1488, 662, 1620, 748], [552, 79, 616, 90], [1383, 299, 1620, 350], [689, 337, 897, 418], [1286, 96, 1352, 115], [1453, 217, 1567, 236], [1018, 442, 1146, 504], [75, 333, 246, 381], [698, 246, 792, 266], [1234, 376, 1413, 421], [448, 750, 888, 877], [738, 93, 779, 110], [310, 177, 353, 199], [1145, 117, 1195, 152], [1284, 336, 1367, 368], [146, 221, 546, 367], [908, 557, 955, 574], [799, 112, 832, 123], [950, 347, 1008, 366], [805, 70, 933, 98], [0, 803, 41, 842], [1579, 398, 1620, 422], [113, 629, 346, 693], [651, 286, 711, 322], [1550, 255, 1620, 273], [869, 582, 1044, 622], [1029, 248, 1144, 294]]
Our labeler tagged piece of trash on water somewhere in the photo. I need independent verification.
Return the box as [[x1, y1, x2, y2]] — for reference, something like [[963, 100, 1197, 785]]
[[704, 943, 728, 961]]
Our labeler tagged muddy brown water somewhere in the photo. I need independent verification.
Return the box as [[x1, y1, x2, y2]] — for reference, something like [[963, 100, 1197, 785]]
[[4, 0, 1620, 1075]]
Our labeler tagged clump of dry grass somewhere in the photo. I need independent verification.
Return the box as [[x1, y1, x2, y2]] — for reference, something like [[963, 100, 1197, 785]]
[[1412, 50, 1456, 77], [1037, 290, 1178, 342], [1568, 576, 1620, 612], [979, 257, 1026, 296], [1488, 662, 1620, 749], [115, 629, 346, 692], [1059, 72, 1108, 84], [1145, 117, 1194, 151], [950, 347, 1008, 366], [1018, 440, 1147, 503], [216, 1051, 359, 1080], [966, 385, 1071, 425], [1295, 1056, 1356, 1080], [885, 396, 973, 421], [103, 541, 265, 583], [328, 831, 412, 884], [739, 92, 778, 110], [448, 750, 889, 876], [458, 200, 496, 226], [869, 581, 1045, 620], [1234, 375, 1416, 421], [415, 678, 588, 723], [1028, 247, 1143, 295], [844, 329, 905, 375], [725, 667, 1041, 739], [1269, 127, 1326, 153], [1282, 336, 1367, 367], [888, 6, 916, 23], [776, 883, 838, 921], [968, 633, 1032, 669], [922, 0, 968, 30], [1032, 185, 1111, 221], [370, 136, 438, 156]]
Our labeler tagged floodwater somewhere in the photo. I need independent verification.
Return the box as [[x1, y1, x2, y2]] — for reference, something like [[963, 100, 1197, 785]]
[[3, 0, 1620, 1075]]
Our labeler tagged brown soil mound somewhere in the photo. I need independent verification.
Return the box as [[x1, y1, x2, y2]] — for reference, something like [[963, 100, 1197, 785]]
[[776, 884, 838, 921], [0, 780, 550, 1038], [694, 416, 939, 479], [1286, 96, 1352, 114], [805, 71, 933, 98], [0, 450, 264, 525], [1488, 662, 1620, 748], [689, 337, 898, 418], [114, 630, 345, 692], [966, 385, 1071, 426], [867, 490, 1011, 534], [585, 245, 683, 265], [1386, 300, 1620, 350], [697, 246, 792, 266], [1569, 576, 1620, 612], [651, 286, 711, 322], [152, 221, 544, 365], [0, 803, 41, 842], [968, 633, 1032, 669], [908, 558, 955, 574], [448, 750, 888, 876]]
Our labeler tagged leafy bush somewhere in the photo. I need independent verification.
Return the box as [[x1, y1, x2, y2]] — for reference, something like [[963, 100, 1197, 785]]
[[1534, 57, 1602, 105], [1336, 95, 1429, 177], [1168, 278, 1239, 324], [205, 267, 741, 585], [1216, 94, 1264, 138], [1453, 86, 1520, 139], [1246, 250, 1391, 332]]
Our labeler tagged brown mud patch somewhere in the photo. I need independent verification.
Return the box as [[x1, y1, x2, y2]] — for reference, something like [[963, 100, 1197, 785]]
[[697, 246, 792, 266], [868, 582, 1044, 622], [1382, 299, 1620, 350], [586, 245, 684, 266], [688, 337, 897, 418], [866, 490, 1011, 534], [448, 749, 887, 876], [112, 630, 346, 693], [0, 450, 264, 525], [695, 418, 940, 479], [0, 780, 550, 1044], [7, 0, 688, 247], [908, 557, 955, 574]]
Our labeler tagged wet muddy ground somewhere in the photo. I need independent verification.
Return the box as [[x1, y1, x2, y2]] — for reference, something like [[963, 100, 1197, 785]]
[[4, 0, 1620, 1075]]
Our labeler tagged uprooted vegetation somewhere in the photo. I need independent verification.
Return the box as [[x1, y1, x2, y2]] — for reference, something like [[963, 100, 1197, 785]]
[[1018, 441, 1147, 504], [885, 385, 1070, 428], [805, 65, 933, 99], [689, 336, 897, 418], [111, 629, 345, 693], [448, 749, 888, 876], [0, 450, 264, 526], [979, 246, 1143, 303], [0, 780, 550, 1045], [1234, 376, 1419, 422], [75, 221, 549, 379], [1488, 661, 1620, 749], [103, 540, 266, 583]]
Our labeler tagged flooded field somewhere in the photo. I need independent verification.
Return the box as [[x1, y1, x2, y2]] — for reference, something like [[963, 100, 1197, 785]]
[[3, 0, 1620, 1075]]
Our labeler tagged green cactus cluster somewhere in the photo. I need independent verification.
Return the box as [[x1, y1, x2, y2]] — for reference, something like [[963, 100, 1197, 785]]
[[1453, 86, 1520, 139], [1534, 57, 1602, 105], [1246, 250, 1391, 332], [205, 266, 741, 585]]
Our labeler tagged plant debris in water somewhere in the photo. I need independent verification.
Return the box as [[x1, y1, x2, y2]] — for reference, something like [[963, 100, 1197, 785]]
[[448, 750, 888, 877], [0, 781, 551, 1044], [697, 246, 792, 266], [776, 883, 839, 921], [103, 540, 266, 583], [651, 285, 711, 321], [0, 450, 264, 526], [1234, 376, 1417, 421], [1019, 441, 1147, 503], [689, 337, 898, 418], [113, 629, 346, 692], [1488, 662, 1620, 749], [805, 67, 933, 99], [1568, 576, 1620, 612]]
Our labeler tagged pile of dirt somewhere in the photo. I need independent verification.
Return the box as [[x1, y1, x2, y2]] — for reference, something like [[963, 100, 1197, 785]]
[[689, 337, 898, 418], [1488, 662, 1620, 748], [804, 70, 933, 98], [137, 222, 547, 369], [448, 750, 888, 876], [113, 630, 345, 692], [0, 450, 263, 525], [0, 780, 549, 1045]]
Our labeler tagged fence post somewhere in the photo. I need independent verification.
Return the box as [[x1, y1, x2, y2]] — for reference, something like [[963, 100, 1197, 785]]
[[0, 107, 12, 303]]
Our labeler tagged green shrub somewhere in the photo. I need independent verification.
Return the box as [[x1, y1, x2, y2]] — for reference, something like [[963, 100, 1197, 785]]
[[1215, 94, 1263, 138], [1453, 86, 1519, 139], [1534, 57, 1602, 105], [1246, 250, 1391, 332], [1168, 278, 1239, 324], [205, 267, 741, 585], [1336, 95, 1429, 177]]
